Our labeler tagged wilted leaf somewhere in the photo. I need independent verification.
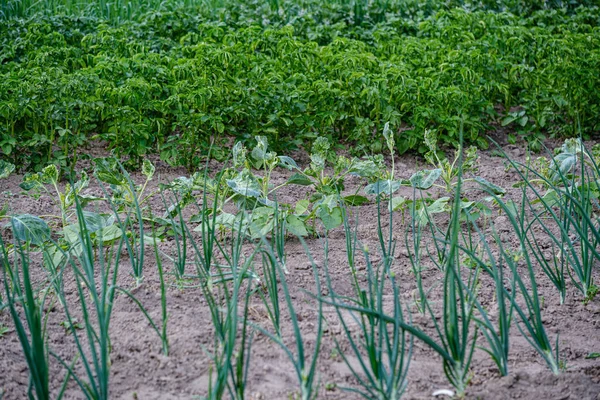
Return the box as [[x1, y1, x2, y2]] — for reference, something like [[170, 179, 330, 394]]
[[278, 156, 298, 170], [232, 142, 247, 168], [349, 159, 381, 179], [41, 165, 59, 184], [408, 169, 441, 190], [94, 158, 125, 185], [365, 179, 401, 195], [382, 122, 394, 152], [142, 159, 155, 180], [226, 170, 262, 198]]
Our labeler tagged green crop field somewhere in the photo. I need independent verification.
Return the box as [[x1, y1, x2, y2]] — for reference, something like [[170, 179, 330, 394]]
[[1, 0, 599, 171], [1, 1, 600, 399]]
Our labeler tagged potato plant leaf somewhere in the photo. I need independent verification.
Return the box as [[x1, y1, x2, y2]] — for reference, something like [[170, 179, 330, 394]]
[[0, 160, 15, 179]]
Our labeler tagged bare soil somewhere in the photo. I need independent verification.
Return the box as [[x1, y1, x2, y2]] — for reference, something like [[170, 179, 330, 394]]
[[0, 138, 599, 400]]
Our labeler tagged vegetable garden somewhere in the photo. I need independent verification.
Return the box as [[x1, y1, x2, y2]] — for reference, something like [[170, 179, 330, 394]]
[[1, 0, 599, 399]]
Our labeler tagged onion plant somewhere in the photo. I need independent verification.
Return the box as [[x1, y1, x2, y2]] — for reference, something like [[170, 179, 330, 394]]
[[198, 213, 257, 400], [181, 163, 257, 399], [109, 227, 170, 355], [320, 201, 413, 399], [48, 194, 128, 399], [486, 186, 562, 374], [432, 167, 479, 395], [500, 138, 600, 303], [1, 231, 50, 399], [255, 236, 323, 400], [96, 162, 147, 286], [158, 191, 189, 280], [455, 220, 514, 376]]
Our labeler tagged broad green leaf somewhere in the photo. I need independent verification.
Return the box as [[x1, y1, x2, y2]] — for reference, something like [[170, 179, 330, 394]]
[[517, 116, 528, 127], [249, 208, 275, 238], [96, 225, 122, 243], [142, 159, 155, 180], [427, 197, 450, 213], [390, 196, 408, 211], [287, 173, 312, 186], [63, 224, 81, 245], [349, 159, 381, 179], [474, 177, 506, 195], [0, 160, 15, 179], [319, 195, 339, 212], [19, 180, 38, 191], [364, 179, 401, 195], [80, 211, 112, 233], [294, 199, 310, 215], [317, 205, 343, 230], [460, 200, 475, 209], [413, 197, 450, 226], [533, 189, 560, 208], [343, 195, 369, 206], [10, 214, 50, 245], [552, 152, 576, 182], [286, 215, 308, 237], [408, 169, 441, 190]]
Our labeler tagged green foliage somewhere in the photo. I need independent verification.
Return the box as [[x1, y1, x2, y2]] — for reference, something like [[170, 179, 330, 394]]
[[1, 4, 600, 170], [0, 160, 14, 178]]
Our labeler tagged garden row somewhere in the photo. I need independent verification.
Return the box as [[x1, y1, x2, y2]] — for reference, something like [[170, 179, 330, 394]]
[[1, 134, 599, 398], [1, 4, 600, 171]]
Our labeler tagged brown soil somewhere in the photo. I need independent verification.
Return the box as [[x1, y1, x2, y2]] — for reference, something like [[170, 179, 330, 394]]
[[0, 139, 599, 400]]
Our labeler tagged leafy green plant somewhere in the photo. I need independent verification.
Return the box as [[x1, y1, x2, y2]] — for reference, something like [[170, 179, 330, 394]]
[[4, 5, 599, 171], [94, 157, 156, 284]]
